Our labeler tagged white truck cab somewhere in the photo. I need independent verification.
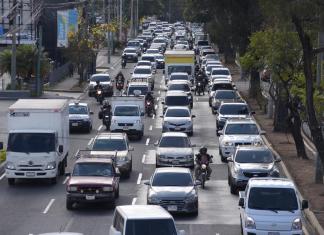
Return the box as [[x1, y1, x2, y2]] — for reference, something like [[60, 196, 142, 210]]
[[239, 178, 308, 235], [110, 96, 145, 140], [110, 205, 185, 235], [3, 99, 69, 185]]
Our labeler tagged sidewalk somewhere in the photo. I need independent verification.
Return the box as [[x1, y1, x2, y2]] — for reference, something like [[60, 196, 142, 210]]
[[229, 63, 324, 234]]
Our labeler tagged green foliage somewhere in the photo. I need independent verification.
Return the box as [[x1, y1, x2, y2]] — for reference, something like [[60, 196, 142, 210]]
[[0, 150, 6, 162]]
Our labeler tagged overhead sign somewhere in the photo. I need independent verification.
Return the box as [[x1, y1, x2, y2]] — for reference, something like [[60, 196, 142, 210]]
[[57, 9, 78, 47]]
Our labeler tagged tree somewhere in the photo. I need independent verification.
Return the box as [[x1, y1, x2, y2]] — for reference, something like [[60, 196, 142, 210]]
[[0, 45, 50, 89]]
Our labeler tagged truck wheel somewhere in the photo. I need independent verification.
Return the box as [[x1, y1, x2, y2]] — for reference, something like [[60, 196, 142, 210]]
[[59, 161, 65, 176], [66, 200, 74, 210], [8, 178, 15, 186], [50, 175, 58, 184], [138, 132, 143, 140]]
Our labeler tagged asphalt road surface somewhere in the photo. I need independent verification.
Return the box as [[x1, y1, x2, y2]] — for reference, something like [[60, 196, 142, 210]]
[[0, 61, 242, 235]]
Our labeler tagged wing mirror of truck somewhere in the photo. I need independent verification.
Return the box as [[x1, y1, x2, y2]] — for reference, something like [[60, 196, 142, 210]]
[[110, 226, 122, 235], [163, 69, 165, 74], [217, 130, 223, 135], [302, 200, 309, 210], [65, 172, 71, 177], [0, 142, 3, 150], [275, 158, 281, 163], [141, 112, 145, 116], [143, 180, 150, 185], [227, 157, 233, 162], [89, 111, 94, 115], [238, 197, 245, 208], [260, 130, 266, 135], [129, 146, 134, 151], [115, 168, 121, 177], [58, 145, 64, 153], [178, 230, 186, 235]]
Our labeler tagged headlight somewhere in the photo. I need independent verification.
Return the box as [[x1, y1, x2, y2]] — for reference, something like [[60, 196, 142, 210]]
[[157, 154, 166, 159], [83, 118, 90, 122], [253, 140, 263, 146], [233, 165, 240, 174], [185, 190, 198, 202], [224, 141, 234, 146], [292, 218, 302, 230], [6, 161, 15, 170], [245, 216, 256, 229], [136, 120, 142, 124], [118, 156, 129, 162], [148, 196, 160, 204], [103, 186, 113, 192], [186, 155, 193, 160], [46, 161, 56, 170], [163, 121, 169, 125], [67, 186, 78, 192]]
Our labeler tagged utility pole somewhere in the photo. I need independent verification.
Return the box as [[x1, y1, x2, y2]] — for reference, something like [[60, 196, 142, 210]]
[[135, 0, 138, 36], [9, 0, 18, 90], [107, 0, 111, 64], [119, 0, 122, 41], [130, 0, 134, 38], [36, 23, 42, 96]]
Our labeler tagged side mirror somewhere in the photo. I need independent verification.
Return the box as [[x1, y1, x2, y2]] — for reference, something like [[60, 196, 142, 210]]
[[0, 142, 3, 150], [115, 168, 121, 177], [301, 200, 309, 210], [191, 144, 196, 147], [250, 111, 256, 115], [143, 180, 150, 185], [275, 158, 281, 163], [178, 230, 186, 235], [192, 115, 196, 118], [217, 130, 223, 135], [160, 115, 164, 118], [110, 226, 122, 235], [238, 197, 244, 208], [65, 172, 71, 177], [227, 157, 233, 162], [161, 101, 165, 104], [194, 180, 202, 186], [260, 130, 266, 135], [141, 112, 145, 116], [129, 146, 134, 151], [58, 145, 64, 153], [154, 141, 159, 146], [90, 111, 94, 115]]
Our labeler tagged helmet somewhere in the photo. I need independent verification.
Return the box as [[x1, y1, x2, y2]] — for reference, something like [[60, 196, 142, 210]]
[[96, 81, 100, 85], [103, 100, 110, 107], [199, 146, 207, 154]]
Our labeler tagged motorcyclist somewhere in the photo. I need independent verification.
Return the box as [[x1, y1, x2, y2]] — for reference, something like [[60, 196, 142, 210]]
[[195, 64, 200, 75], [195, 146, 213, 180], [99, 100, 112, 130], [145, 91, 156, 115], [94, 80, 103, 91], [201, 67, 208, 89], [115, 71, 125, 84], [195, 70, 204, 95]]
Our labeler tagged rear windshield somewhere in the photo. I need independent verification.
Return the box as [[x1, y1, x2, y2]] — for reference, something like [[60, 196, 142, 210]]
[[90, 75, 110, 82], [248, 187, 298, 211], [202, 51, 215, 56], [235, 150, 274, 163], [165, 109, 190, 117], [134, 68, 151, 74], [215, 90, 237, 99], [211, 83, 233, 91], [165, 96, 189, 106], [225, 123, 259, 135], [128, 86, 148, 96], [124, 49, 136, 53], [170, 74, 189, 81], [168, 84, 190, 92], [152, 172, 193, 186], [127, 41, 140, 47], [212, 69, 230, 75], [92, 139, 127, 151], [168, 65, 192, 75], [219, 104, 249, 115], [142, 56, 155, 62], [125, 219, 177, 235], [159, 136, 190, 148], [197, 40, 209, 46], [114, 106, 139, 116]]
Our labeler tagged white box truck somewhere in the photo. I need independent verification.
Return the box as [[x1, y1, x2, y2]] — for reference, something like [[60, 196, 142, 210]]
[[2, 99, 69, 185], [110, 96, 145, 139]]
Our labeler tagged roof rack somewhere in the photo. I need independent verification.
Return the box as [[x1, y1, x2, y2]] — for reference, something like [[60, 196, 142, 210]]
[[74, 149, 118, 164]]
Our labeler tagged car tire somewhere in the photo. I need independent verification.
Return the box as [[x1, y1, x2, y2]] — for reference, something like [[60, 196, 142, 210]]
[[138, 131, 143, 140], [192, 210, 198, 216], [87, 124, 92, 134], [115, 186, 119, 198], [59, 161, 65, 176], [50, 173, 58, 185], [188, 131, 193, 136], [8, 178, 15, 186], [230, 180, 237, 195], [66, 200, 74, 210]]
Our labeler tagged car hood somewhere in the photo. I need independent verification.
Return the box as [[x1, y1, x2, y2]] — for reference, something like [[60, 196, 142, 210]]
[[132, 74, 151, 78], [89, 81, 111, 87], [69, 114, 89, 120], [151, 186, 194, 198], [157, 147, 193, 156], [221, 135, 262, 142], [124, 52, 137, 56], [68, 176, 114, 186], [89, 150, 128, 158], [218, 114, 249, 120], [163, 117, 191, 124], [236, 163, 274, 171]]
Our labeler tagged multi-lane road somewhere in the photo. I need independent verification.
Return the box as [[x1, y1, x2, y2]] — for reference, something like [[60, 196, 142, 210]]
[[0, 62, 242, 235]]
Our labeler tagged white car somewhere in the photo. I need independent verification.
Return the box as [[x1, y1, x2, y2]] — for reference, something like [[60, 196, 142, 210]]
[[239, 178, 308, 235], [211, 67, 232, 81], [218, 118, 264, 162], [88, 73, 113, 97], [132, 65, 155, 89]]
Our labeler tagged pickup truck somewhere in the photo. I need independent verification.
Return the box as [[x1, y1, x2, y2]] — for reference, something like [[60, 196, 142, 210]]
[[110, 96, 145, 139]]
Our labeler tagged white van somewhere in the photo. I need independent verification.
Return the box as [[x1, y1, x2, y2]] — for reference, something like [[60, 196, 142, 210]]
[[110, 205, 185, 235], [239, 178, 308, 235]]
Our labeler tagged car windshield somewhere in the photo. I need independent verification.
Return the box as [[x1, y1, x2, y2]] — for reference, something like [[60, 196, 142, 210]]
[[7, 133, 55, 153], [125, 219, 177, 235], [225, 124, 259, 135], [168, 65, 192, 75], [128, 86, 148, 95], [168, 84, 190, 92], [159, 136, 190, 147], [215, 90, 237, 99], [152, 172, 193, 186], [142, 56, 155, 62], [212, 69, 230, 75], [69, 105, 88, 114], [170, 74, 189, 81], [155, 55, 164, 60], [127, 42, 139, 47], [125, 49, 136, 53], [154, 39, 165, 43], [72, 163, 113, 177], [114, 106, 139, 116], [165, 96, 189, 106], [207, 66, 221, 72], [203, 51, 215, 56], [90, 75, 110, 82], [198, 40, 209, 46], [211, 83, 233, 91], [92, 139, 127, 151], [206, 54, 220, 60], [147, 49, 159, 53], [219, 104, 249, 115], [248, 187, 298, 211], [235, 150, 274, 163], [138, 62, 151, 67], [165, 109, 190, 117], [134, 68, 151, 74]]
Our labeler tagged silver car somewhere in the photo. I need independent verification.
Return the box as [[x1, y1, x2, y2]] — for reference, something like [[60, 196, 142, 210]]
[[145, 167, 199, 215], [161, 107, 195, 136], [227, 146, 280, 194], [69, 102, 93, 133], [155, 132, 195, 168]]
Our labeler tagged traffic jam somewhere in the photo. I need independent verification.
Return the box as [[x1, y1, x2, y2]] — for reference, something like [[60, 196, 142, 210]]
[[0, 20, 309, 235]]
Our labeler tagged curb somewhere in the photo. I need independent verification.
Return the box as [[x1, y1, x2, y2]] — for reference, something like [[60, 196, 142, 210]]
[[44, 89, 84, 93], [0, 161, 6, 175]]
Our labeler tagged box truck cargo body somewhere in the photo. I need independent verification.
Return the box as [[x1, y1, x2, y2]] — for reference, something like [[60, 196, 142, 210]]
[[4, 99, 69, 185]]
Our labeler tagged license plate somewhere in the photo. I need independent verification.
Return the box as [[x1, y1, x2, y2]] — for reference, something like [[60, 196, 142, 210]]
[[26, 172, 35, 177], [123, 126, 129, 130], [174, 127, 181, 131], [86, 195, 95, 200], [72, 123, 78, 127], [167, 205, 177, 211], [172, 160, 179, 165], [268, 233, 280, 235]]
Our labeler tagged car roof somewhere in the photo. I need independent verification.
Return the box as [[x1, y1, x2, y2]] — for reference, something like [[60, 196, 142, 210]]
[[212, 67, 229, 71], [161, 132, 188, 137], [155, 167, 190, 174], [236, 145, 271, 152], [91, 73, 109, 77], [124, 47, 137, 50], [75, 157, 114, 164], [137, 60, 152, 64], [248, 178, 295, 189], [212, 79, 232, 84], [69, 102, 88, 107], [116, 205, 173, 219], [225, 118, 255, 124], [135, 65, 151, 69], [168, 80, 191, 85], [128, 82, 149, 86], [220, 102, 247, 106], [166, 106, 190, 111], [170, 72, 188, 76], [94, 132, 126, 140], [166, 90, 188, 96]]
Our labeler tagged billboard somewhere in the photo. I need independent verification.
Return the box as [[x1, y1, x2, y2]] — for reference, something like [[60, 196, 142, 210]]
[[57, 9, 78, 47]]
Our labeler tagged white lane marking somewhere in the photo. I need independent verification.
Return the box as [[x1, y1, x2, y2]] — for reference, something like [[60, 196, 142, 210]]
[[137, 173, 142, 184], [149, 125, 153, 131], [0, 173, 5, 181], [196, 97, 199, 101], [154, 105, 158, 110], [158, 90, 161, 95], [304, 140, 317, 154], [87, 138, 94, 146], [43, 199, 55, 214], [142, 154, 146, 163], [62, 176, 69, 185], [216, 233, 220, 235], [152, 114, 155, 119], [97, 125, 103, 131], [145, 138, 150, 146], [157, 97, 160, 101], [132, 197, 137, 205]]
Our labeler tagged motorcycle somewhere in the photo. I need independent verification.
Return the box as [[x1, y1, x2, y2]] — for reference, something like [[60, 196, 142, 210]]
[[195, 81, 204, 96], [121, 59, 127, 69], [197, 164, 208, 189], [145, 100, 154, 117], [103, 114, 111, 130], [116, 79, 124, 92], [95, 89, 104, 104]]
